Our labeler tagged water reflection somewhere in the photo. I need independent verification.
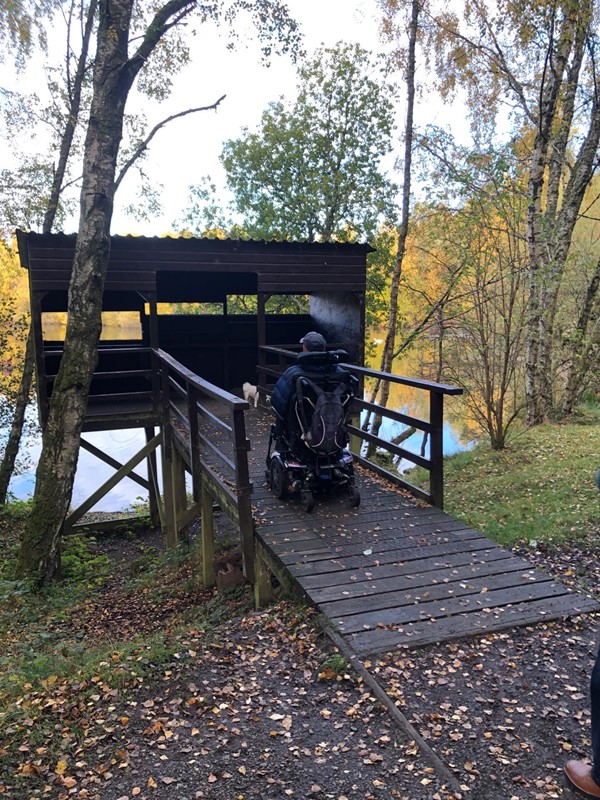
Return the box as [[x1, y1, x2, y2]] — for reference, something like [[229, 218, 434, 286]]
[[364, 338, 480, 470], [9, 427, 152, 512], [364, 401, 475, 474], [8, 400, 476, 513]]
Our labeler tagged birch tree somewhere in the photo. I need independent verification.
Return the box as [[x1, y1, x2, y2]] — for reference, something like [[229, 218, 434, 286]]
[[0, 0, 96, 505], [15, 0, 300, 585], [365, 0, 420, 442], [424, 0, 600, 424]]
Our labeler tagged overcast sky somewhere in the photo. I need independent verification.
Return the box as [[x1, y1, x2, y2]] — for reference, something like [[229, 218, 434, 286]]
[[118, 0, 388, 234], [2, 0, 465, 236]]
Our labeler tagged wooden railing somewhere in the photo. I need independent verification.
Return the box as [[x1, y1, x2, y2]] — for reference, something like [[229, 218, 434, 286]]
[[342, 364, 462, 509], [42, 343, 154, 423], [153, 348, 254, 583], [258, 346, 462, 509]]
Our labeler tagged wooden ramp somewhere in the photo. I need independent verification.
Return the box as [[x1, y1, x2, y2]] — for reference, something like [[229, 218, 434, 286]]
[[246, 412, 599, 657]]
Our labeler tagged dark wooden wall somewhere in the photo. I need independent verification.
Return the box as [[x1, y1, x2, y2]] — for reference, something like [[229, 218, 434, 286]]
[[16, 231, 370, 423], [149, 313, 320, 389], [18, 232, 369, 298]]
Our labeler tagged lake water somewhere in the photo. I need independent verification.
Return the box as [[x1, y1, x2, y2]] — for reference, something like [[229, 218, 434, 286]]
[[9, 424, 155, 512], [6, 334, 478, 511], [7, 396, 476, 513]]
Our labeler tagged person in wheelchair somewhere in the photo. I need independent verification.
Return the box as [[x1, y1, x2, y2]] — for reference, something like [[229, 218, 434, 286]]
[[270, 331, 350, 443], [266, 331, 360, 511]]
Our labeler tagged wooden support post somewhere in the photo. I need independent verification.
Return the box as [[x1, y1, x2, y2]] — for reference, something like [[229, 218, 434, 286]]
[[201, 483, 215, 588], [187, 386, 202, 506], [162, 430, 177, 549], [237, 495, 255, 583], [254, 544, 274, 608], [223, 298, 230, 389], [256, 293, 267, 397], [158, 357, 177, 548], [231, 404, 255, 583], [348, 411, 361, 455], [171, 443, 187, 546], [430, 391, 444, 509], [145, 426, 161, 527], [145, 292, 161, 419], [31, 292, 48, 426]]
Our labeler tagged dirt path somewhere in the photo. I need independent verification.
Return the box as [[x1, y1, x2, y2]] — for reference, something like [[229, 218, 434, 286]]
[[4, 527, 600, 799]]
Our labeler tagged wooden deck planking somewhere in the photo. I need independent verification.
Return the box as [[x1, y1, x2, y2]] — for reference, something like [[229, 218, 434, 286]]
[[259, 514, 473, 542], [245, 410, 599, 654], [269, 527, 490, 561], [333, 580, 566, 633], [286, 538, 500, 577], [305, 550, 518, 598], [318, 560, 549, 616], [344, 594, 600, 656]]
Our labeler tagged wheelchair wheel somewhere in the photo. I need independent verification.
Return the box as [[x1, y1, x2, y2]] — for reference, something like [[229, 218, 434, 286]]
[[269, 458, 288, 500], [348, 484, 361, 508], [301, 488, 314, 513]]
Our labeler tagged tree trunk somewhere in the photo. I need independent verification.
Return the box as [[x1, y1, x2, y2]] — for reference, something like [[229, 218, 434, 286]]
[[16, 0, 139, 583], [368, 0, 419, 449], [14, 0, 295, 583], [525, 3, 593, 425], [561, 256, 600, 415], [0, 1, 97, 506]]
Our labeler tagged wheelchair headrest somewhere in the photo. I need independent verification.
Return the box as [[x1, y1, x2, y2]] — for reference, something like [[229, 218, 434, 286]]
[[296, 349, 349, 366]]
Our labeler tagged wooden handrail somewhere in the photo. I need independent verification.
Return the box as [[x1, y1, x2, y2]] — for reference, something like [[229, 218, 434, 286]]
[[156, 347, 247, 407], [352, 397, 433, 433], [153, 348, 254, 581], [46, 369, 152, 382], [339, 362, 463, 396]]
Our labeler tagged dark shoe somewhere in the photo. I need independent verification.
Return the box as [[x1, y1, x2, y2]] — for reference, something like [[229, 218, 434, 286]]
[[565, 760, 600, 798]]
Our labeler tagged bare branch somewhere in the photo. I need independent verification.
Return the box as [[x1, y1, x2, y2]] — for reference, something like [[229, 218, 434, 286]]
[[114, 95, 226, 191], [426, 5, 534, 123]]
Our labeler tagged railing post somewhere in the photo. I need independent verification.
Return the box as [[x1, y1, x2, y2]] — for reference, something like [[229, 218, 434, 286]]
[[254, 543, 274, 608], [231, 404, 255, 583], [430, 391, 444, 509], [187, 385, 202, 506], [171, 443, 187, 546], [257, 294, 266, 399], [158, 359, 176, 548], [162, 429, 177, 548], [201, 482, 215, 588], [145, 425, 161, 528], [348, 409, 361, 456]]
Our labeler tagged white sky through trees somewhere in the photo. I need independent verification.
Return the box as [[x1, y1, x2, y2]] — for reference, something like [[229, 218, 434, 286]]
[[1, 0, 465, 236]]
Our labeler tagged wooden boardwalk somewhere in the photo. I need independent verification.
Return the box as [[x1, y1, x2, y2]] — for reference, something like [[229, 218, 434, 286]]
[[245, 411, 599, 657]]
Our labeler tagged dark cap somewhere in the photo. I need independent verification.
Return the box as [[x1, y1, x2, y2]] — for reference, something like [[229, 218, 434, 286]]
[[300, 331, 326, 351]]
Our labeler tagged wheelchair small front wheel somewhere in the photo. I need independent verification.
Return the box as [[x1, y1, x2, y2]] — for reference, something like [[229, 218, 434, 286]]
[[348, 484, 361, 508], [269, 458, 288, 500], [301, 488, 314, 513]]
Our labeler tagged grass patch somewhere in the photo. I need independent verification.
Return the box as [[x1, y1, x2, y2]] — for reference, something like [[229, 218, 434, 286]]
[[438, 406, 600, 546]]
